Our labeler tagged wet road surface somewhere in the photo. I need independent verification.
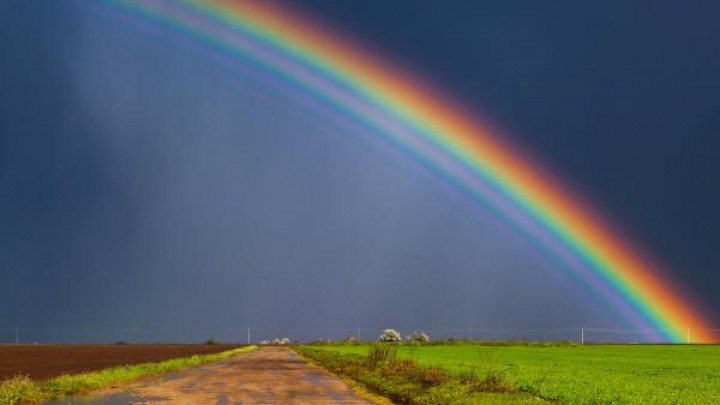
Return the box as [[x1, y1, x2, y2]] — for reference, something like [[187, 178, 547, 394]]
[[45, 347, 376, 405]]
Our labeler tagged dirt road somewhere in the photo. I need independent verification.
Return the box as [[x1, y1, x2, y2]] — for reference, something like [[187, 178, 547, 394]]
[[46, 347, 377, 404]]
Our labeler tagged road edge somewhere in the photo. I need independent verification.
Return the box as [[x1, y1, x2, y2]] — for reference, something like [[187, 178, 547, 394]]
[[290, 348, 394, 405]]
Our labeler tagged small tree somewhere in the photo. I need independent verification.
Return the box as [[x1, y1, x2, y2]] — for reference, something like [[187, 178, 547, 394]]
[[271, 337, 290, 345], [379, 328, 402, 342], [408, 331, 431, 343]]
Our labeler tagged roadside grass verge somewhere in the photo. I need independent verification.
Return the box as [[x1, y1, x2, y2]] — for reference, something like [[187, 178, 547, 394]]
[[296, 345, 544, 404], [0, 346, 257, 405]]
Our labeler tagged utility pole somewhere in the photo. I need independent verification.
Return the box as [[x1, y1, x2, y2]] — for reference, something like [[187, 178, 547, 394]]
[[247, 327, 251, 344], [581, 327, 584, 345], [357, 327, 361, 342]]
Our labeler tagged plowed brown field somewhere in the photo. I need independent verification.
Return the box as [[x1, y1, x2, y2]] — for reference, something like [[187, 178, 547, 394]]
[[0, 344, 241, 380]]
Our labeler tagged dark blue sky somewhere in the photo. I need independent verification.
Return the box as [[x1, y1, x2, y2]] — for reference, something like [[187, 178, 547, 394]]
[[1, 0, 718, 342]]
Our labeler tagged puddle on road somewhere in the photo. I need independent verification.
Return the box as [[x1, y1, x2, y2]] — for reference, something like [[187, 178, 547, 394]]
[[42, 391, 170, 405], [301, 371, 325, 384], [216, 392, 229, 405]]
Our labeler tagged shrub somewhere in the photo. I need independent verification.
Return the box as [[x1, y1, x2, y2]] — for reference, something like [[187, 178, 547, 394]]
[[366, 344, 397, 369], [379, 329, 402, 342], [407, 331, 431, 343], [0, 376, 42, 405]]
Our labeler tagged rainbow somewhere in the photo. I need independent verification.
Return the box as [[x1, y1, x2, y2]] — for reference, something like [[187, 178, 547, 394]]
[[99, 0, 714, 342]]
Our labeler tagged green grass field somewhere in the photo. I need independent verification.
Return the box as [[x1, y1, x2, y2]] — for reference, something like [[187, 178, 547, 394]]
[[303, 343, 720, 404]]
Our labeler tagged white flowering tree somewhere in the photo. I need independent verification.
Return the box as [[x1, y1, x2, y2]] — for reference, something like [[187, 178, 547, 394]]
[[270, 337, 290, 345], [379, 328, 402, 342]]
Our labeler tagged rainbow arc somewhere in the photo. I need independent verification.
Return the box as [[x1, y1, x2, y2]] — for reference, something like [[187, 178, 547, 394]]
[[102, 0, 714, 342]]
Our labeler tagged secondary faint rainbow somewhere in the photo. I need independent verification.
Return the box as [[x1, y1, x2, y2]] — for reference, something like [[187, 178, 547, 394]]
[[103, 0, 715, 342]]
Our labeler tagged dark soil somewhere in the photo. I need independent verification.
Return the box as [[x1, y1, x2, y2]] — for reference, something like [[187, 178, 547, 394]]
[[0, 344, 241, 380]]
